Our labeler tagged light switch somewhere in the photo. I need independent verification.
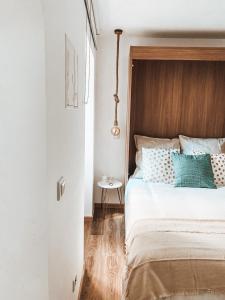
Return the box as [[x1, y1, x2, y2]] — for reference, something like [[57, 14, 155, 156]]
[[57, 177, 66, 201]]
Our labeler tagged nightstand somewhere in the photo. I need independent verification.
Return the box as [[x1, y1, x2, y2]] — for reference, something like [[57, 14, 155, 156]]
[[97, 179, 123, 217]]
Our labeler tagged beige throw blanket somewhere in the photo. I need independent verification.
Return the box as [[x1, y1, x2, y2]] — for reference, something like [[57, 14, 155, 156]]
[[123, 219, 225, 300]]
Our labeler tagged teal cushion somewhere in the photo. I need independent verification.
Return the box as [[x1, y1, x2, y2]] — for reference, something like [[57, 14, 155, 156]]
[[171, 153, 216, 189]]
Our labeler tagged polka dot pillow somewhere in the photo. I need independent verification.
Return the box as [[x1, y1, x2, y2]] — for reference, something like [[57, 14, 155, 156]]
[[211, 154, 225, 186], [142, 148, 179, 184]]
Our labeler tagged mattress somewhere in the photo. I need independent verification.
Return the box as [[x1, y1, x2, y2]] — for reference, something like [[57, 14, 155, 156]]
[[124, 178, 225, 300]]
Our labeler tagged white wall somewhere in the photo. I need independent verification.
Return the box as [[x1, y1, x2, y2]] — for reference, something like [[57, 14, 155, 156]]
[[43, 0, 86, 299], [84, 37, 95, 217], [94, 34, 225, 203], [0, 1, 48, 299]]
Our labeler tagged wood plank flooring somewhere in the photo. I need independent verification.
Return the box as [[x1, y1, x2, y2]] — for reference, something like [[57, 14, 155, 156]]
[[80, 207, 125, 300]]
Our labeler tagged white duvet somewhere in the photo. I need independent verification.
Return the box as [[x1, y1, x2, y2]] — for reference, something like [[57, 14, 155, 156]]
[[125, 178, 225, 238], [125, 179, 225, 300]]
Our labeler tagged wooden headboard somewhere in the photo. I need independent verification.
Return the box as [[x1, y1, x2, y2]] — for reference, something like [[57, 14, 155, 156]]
[[126, 47, 225, 177]]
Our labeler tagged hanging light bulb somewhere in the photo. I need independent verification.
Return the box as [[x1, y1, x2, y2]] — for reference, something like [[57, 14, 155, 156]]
[[111, 122, 120, 137], [111, 93, 120, 137], [111, 29, 123, 137]]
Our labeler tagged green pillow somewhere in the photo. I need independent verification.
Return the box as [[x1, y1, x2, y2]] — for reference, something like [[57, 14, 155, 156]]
[[171, 153, 216, 189]]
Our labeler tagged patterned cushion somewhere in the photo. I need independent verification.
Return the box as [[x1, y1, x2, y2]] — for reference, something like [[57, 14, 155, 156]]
[[211, 154, 225, 186], [133, 135, 180, 179], [171, 153, 216, 189], [142, 148, 178, 183]]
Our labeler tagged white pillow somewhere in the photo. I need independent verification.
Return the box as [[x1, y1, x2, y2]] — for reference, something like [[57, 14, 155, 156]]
[[219, 138, 225, 153], [133, 135, 180, 178], [211, 154, 225, 186], [179, 135, 221, 155], [142, 148, 178, 184]]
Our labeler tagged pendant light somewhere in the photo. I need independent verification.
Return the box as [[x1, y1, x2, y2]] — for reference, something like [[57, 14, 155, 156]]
[[111, 29, 123, 137]]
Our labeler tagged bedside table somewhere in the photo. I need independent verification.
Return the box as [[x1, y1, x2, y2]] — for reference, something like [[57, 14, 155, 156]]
[[97, 179, 123, 217]]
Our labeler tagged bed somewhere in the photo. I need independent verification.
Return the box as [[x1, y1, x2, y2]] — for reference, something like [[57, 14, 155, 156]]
[[124, 46, 225, 299], [123, 178, 225, 300]]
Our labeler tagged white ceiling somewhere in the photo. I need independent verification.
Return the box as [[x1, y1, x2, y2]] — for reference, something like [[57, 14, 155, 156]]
[[95, 0, 225, 37]]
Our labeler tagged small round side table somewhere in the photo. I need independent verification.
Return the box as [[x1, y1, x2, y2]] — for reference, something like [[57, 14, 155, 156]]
[[97, 179, 123, 217]]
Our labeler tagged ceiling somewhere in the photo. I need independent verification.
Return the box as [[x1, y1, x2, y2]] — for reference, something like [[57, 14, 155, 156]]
[[94, 0, 225, 38]]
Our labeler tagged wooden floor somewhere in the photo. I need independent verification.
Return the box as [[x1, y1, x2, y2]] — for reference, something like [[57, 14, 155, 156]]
[[79, 206, 125, 300]]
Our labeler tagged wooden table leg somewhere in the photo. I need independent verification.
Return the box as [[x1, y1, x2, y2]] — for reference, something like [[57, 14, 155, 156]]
[[116, 188, 121, 204], [100, 188, 104, 209], [103, 189, 108, 219], [117, 188, 123, 212]]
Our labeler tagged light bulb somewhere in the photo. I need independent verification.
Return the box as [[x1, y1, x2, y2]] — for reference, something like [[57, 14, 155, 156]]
[[111, 126, 120, 137]]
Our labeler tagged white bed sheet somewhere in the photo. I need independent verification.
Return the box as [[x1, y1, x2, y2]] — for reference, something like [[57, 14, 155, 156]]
[[125, 178, 225, 238], [125, 178, 225, 300]]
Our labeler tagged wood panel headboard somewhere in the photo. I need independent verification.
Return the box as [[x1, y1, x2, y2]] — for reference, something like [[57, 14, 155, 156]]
[[126, 47, 225, 177]]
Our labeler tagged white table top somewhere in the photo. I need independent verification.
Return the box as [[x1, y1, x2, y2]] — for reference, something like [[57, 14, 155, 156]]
[[97, 179, 123, 189]]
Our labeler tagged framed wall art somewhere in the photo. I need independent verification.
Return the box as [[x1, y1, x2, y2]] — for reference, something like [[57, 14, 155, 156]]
[[65, 33, 78, 109]]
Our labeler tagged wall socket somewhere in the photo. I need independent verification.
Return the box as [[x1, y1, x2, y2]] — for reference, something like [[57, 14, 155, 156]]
[[72, 275, 77, 293]]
